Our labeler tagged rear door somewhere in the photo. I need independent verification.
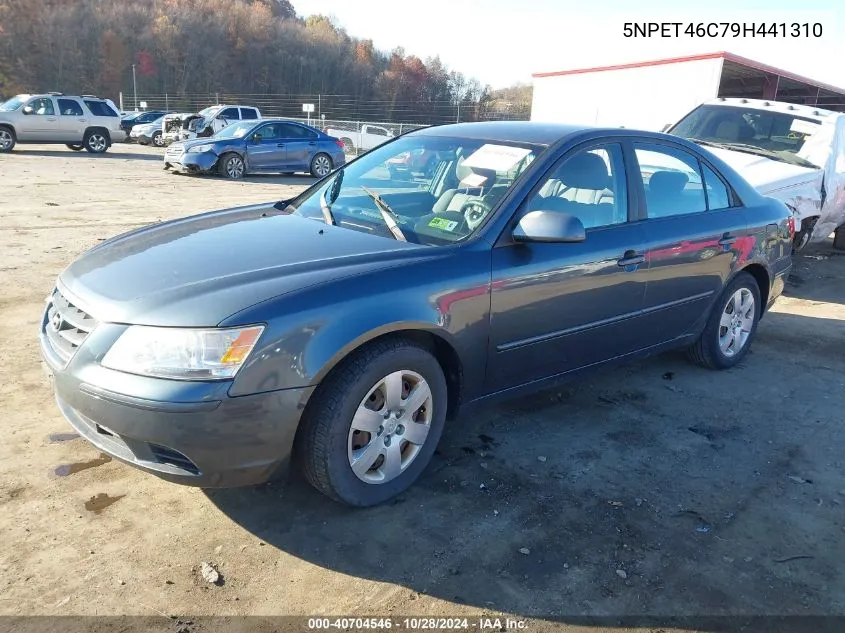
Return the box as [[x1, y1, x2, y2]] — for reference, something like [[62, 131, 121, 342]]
[[245, 122, 286, 170], [19, 97, 59, 141], [56, 98, 87, 142], [632, 140, 752, 345], [487, 141, 651, 391], [278, 123, 319, 171]]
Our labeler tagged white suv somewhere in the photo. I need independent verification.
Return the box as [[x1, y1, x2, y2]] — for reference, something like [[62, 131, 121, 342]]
[[0, 92, 126, 153]]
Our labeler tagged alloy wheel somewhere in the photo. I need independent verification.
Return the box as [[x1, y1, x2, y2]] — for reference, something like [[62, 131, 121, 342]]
[[347, 370, 433, 484], [153, 133, 164, 147], [88, 134, 107, 152], [226, 156, 245, 179], [718, 288, 755, 358], [314, 155, 331, 177], [0, 129, 13, 150]]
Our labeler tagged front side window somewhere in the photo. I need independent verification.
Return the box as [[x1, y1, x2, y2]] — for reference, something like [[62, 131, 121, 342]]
[[253, 123, 284, 140], [669, 104, 822, 168], [527, 144, 628, 229], [57, 99, 83, 116], [28, 97, 55, 116], [284, 136, 540, 246], [219, 107, 240, 120], [635, 144, 707, 218]]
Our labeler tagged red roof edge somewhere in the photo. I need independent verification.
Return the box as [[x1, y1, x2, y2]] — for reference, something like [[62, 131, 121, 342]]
[[532, 51, 845, 95], [531, 52, 727, 78]]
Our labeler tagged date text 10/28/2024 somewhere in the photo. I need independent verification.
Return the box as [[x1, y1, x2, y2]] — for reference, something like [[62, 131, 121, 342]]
[[308, 617, 527, 630], [623, 22, 823, 38]]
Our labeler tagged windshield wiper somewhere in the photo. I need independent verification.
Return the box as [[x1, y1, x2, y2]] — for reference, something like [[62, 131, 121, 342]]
[[360, 186, 407, 242], [319, 169, 344, 225], [687, 139, 820, 169]]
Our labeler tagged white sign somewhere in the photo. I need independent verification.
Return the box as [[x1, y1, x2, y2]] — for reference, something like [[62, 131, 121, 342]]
[[302, 103, 315, 113], [139, 101, 148, 109], [461, 144, 532, 172]]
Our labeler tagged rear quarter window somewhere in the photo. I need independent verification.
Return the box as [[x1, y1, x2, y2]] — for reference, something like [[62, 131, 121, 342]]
[[84, 100, 119, 117]]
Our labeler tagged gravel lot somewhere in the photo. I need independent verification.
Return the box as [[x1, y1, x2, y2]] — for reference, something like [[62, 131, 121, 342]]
[[1, 144, 844, 631]]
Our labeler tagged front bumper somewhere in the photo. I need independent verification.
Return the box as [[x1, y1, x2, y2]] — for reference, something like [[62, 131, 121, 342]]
[[164, 149, 218, 172], [39, 288, 311, 488]]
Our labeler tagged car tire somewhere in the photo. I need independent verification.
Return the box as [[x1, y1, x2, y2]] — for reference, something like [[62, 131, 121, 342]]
[[152, 131, 164, 147], [833, 225, 845, 251], [83, 129, 109, 154], [0, 126, 16, 152], [218, 153, 246, 179], [310, 153, 333, 178], [298, 337, 448, 507], [340, 137, 354, 152], [688, 271, 761, 370], [66, 144, 84, 151]]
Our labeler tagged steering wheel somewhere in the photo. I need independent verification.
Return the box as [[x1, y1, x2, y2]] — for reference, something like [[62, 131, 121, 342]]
[[459, 199, 493, 230]]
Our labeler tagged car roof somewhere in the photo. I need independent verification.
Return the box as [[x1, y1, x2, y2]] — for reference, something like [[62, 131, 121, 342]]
[[410, 121, 591, 146]]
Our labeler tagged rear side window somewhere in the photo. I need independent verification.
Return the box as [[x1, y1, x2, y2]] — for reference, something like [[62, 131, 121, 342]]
[[240, 108, 258, 120], [219, 107, 240, 120], [701, 164, 732, 210], [84, 100, 118, 117], [634, 144, 707, 218], [57, 99, 83, 116], [277, 123, 317, 139]]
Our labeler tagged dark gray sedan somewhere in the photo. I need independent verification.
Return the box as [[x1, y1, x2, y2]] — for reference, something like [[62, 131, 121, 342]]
[[163, 118, 346, 179], [40, 122, 793, 506]]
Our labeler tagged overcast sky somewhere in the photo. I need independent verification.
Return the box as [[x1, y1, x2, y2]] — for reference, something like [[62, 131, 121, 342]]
[[294, 0, 842, 89]]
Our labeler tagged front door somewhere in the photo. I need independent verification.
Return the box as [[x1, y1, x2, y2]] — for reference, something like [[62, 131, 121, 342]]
[[487, 142, 650, 392], [18, 97, 59, 141], [630, 141, 753, 345], [245, 123, 286, 170]]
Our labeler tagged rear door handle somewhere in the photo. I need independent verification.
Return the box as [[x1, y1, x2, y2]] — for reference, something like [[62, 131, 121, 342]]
[[718, 234, 737, 246], [617, 250, 645, 267], [276, 143, 285, 147]]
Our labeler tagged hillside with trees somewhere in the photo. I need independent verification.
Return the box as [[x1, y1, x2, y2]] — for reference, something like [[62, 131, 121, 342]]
[[0, 0, 532, 123]]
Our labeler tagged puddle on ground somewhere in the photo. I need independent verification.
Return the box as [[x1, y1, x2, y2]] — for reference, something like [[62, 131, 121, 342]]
[[48, 432, 80, 443], [53, 453, 112, 477], [84, 492, 125, 514]]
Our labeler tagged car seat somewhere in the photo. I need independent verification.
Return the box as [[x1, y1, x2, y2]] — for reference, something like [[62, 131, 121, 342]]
[[646, 171, 690, 217]]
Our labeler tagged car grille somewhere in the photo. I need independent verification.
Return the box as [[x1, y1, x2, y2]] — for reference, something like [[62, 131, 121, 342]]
[[43, 288, 97, 364]]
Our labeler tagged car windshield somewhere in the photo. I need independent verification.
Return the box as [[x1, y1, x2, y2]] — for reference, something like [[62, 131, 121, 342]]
[[0, 96, 25, 112], [283, 136, 540, 246], [669, 104, 823, 168], [198, 106, 220, 118], [213, 120, 255, 139]]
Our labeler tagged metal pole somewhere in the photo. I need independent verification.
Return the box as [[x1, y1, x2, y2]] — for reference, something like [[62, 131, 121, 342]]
[[132, 65, 137, 111], [456, 101, 460, 123], [165, 93, 169, 111], [318, 94, 321, 118]]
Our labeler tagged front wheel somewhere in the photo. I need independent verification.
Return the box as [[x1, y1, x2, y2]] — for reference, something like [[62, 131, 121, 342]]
[[218, 153, 246, 179], [310, 153, 332, 178], [152, 131, 164, 147], [298, 338, 448, 506], [688, 271, 761, 370], [66, 144, 84, 151], [83, 130, 109, 153], [0, 126, 16, 152]]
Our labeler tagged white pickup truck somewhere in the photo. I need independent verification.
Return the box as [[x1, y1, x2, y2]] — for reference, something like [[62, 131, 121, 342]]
[[668, 97, 845, 250], [327, 124, 394, 153], [162, 104, 261, 145]]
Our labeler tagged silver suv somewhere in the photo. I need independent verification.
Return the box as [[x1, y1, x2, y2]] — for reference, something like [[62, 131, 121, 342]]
[[0, 92, 126, 153]]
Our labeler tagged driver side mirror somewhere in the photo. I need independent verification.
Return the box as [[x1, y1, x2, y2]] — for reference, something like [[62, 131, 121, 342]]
[[22, 106, 33, 115], [513, 210, 586, 243]]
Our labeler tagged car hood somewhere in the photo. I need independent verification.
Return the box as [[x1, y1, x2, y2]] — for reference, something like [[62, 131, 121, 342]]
[[703, 147, 822, 194], [58, 204, 432, 327]]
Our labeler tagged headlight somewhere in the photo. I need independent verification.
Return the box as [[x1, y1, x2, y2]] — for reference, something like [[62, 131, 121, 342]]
[[187, 143, 215, 153], [101, 325, 264, 380]]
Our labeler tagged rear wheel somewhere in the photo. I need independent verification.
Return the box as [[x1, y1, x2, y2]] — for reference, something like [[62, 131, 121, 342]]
[[0, 126, 15, 152], [83, 130, 109, 154], [66, 144, 84, 151], [340, 137, 354, 152], [688, 271, 761, 370], [298, 338, 448, 506], [310, 153, 332, 178], [218, 153, 245, 179]]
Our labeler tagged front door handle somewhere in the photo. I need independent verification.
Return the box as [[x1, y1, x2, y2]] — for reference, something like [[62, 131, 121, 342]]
[[46, 117, 57, 121], [308, 141, 317, 146], [718, 234, 737, 247], [617, 250, 645, 267], [276, 143, 285, 147]]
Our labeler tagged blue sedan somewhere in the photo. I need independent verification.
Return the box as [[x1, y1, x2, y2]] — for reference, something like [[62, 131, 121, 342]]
[[163, 118, 346, 179]]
